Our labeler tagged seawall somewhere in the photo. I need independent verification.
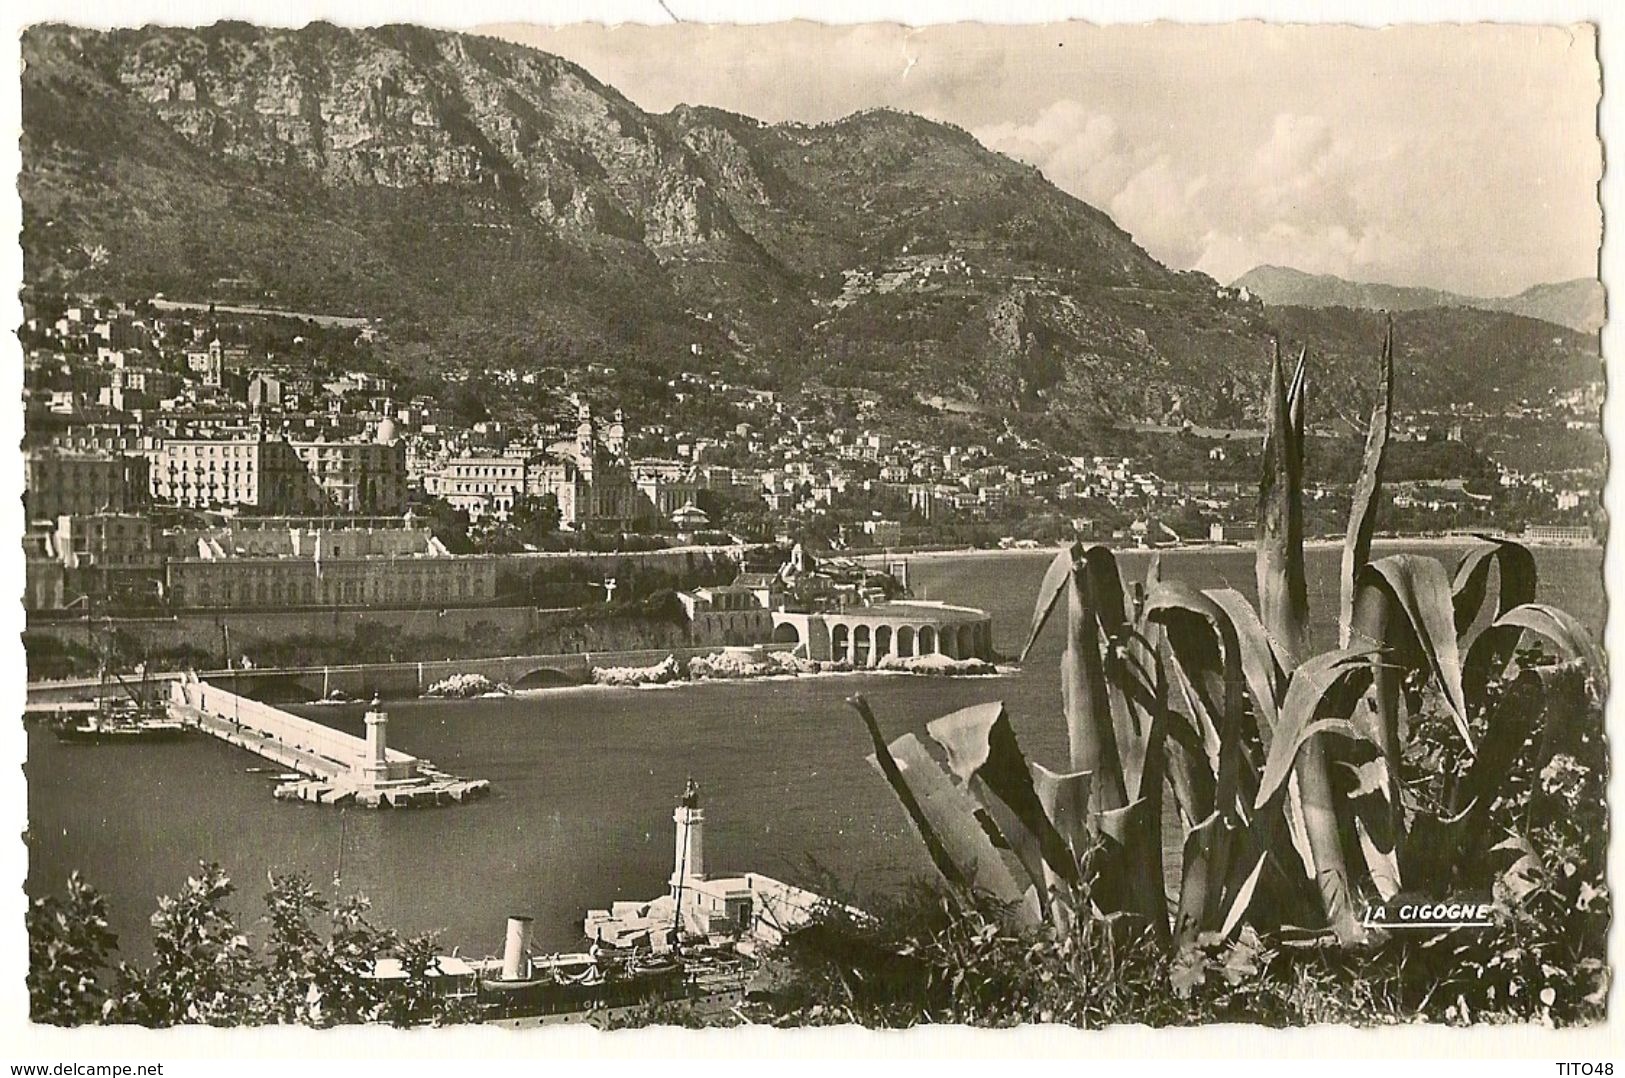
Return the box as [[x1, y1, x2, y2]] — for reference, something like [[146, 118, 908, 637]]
[[25, 605, 694, 670], [31, 643, 799, 704]]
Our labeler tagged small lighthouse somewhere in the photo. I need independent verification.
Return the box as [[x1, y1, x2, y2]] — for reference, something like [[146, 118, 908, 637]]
[[670, 777, 706, 894], [359, 696, 390, 786]]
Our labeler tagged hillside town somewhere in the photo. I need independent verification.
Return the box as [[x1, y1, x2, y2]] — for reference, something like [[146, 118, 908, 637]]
[[23, 293, 1603, 630]]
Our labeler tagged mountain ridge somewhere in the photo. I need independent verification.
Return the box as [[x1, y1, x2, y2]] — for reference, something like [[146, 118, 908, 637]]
[[20, 22, 1602, 434], [1233, 264, 1604, 335]]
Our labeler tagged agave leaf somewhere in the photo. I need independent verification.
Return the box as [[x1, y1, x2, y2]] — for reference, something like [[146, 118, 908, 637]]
[[1094, 798, 1148, 847], [1080, 544, 1134, 632], [1160, 616, 1225, 767], [1491, 603, 1606, 692], [1161, 720, 1217, 829], [1288, 344, 1308, 447], [1451, 546, 1495, 638], [1257, 344, 1311, 666], [1082, 547, 1157, 796], [1060, 558, 1129, 808], [1205, 587, 1287, 749], [1453, 539, 1541, 713], [1451, 537, 1538, 638], [1253, 646, 1381, 809], [1143, 583, 1254, 817], [1257, 717, 1370, 808], [1030, 762, 1093, 865], [1173, 813, 1222, 947], [1280, 774, 1316, 881], [1351, 555, 1472, 749], [1339, 318, 1393, 645], [1121, 647, 1173, 942], [1217, 849, 1270, 938], [1342, 745, 1403, 900], [1140, 580, 1264, 946], [1347, 582, 1405, 834], [849, 694, 972, 894], [1064, 580, 1173, 939], [1107, 648, 1156, 802], [1294, 721, 1355, 947], [1139, 552, 1164, 619], [1354, 814, 1403, 901], [1256, 344, 1363, 943], [1023, 545, 1078, 662], [1174, 809, 1270, 948], [1463, 602, 1605, 715], [927, 702, 1080, 896], [877, 734, 1032, 913]]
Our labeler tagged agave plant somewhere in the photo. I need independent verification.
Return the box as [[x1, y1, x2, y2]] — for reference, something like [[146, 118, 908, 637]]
[[852, 321, 1604, 962]]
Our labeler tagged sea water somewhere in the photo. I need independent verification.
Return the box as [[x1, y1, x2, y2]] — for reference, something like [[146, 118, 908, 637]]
[[25, 543, 1604, 957]]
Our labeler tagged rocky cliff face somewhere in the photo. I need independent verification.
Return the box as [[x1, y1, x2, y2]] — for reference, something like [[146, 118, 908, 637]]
[[66, 24, 749, 252], [21, 22, 1600, 423]]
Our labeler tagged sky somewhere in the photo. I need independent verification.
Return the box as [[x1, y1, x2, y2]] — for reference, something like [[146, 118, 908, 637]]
[[484, 20, 1600, 297]]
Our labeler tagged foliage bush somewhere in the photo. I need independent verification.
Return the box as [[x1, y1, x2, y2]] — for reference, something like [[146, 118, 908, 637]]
[[27, 864, 474, 1027]]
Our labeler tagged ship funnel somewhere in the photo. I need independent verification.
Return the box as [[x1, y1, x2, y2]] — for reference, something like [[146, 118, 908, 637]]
[[501, 915, 533, 981]]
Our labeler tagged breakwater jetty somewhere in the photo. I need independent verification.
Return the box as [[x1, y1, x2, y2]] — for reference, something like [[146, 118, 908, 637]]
[[168, 678, 489, 808]]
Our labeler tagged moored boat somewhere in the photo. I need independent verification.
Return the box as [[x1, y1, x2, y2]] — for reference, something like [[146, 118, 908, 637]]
[[53, 699, 189, 743]]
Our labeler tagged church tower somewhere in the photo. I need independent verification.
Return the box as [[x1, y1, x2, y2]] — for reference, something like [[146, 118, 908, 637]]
[[575, 400, 596, 484]]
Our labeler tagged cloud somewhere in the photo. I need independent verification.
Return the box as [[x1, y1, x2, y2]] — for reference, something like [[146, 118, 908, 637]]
[[491, 21, 1600, 296], [975, 101, 1146, 213], [977, 101, 1431, 287]]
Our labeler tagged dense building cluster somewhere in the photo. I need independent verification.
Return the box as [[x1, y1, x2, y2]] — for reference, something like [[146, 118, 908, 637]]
[[20, 293, 1602, 623]]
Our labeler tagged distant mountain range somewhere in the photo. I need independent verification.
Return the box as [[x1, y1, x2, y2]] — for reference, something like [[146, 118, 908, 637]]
[[20, 23, 1602, 434], [1232, 265, 1604, 335]]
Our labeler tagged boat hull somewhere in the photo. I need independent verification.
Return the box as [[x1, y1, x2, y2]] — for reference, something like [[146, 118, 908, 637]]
[[53, 720, 189, 743]]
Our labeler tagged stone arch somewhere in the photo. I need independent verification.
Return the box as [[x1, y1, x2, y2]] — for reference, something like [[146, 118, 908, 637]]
[[772, 622, 801, 646], [832, 623, 850, 663], [896, 625, 915, 658], [874, 625, 893, 663], [514, 667, 579, 689], [958, 625, 976, 660], [853, 624, 873, 667], [918, 625, 936, 655]]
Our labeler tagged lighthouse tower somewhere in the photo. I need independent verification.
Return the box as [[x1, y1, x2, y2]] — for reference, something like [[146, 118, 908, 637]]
[[357, 696, 391, 787], [670, 777, 706, 895]]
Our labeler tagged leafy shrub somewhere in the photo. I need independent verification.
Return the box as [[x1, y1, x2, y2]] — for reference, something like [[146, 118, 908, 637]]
[[27, 864, 475, 1027]]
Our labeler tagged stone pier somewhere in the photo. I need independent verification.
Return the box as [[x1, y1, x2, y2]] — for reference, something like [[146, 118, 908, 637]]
[[169, 678, 489, 807]]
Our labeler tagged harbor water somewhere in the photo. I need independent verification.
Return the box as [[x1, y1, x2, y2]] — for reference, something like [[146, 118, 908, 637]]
[[26, 544, 1605, 959]]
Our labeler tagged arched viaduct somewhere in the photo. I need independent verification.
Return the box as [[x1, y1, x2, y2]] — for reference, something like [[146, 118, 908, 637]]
[[771, 602, 993, 667]]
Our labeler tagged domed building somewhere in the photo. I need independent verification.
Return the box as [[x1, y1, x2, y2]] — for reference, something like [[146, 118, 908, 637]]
[[670, 501, 710, 538], [524, 401, 642, 532]]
